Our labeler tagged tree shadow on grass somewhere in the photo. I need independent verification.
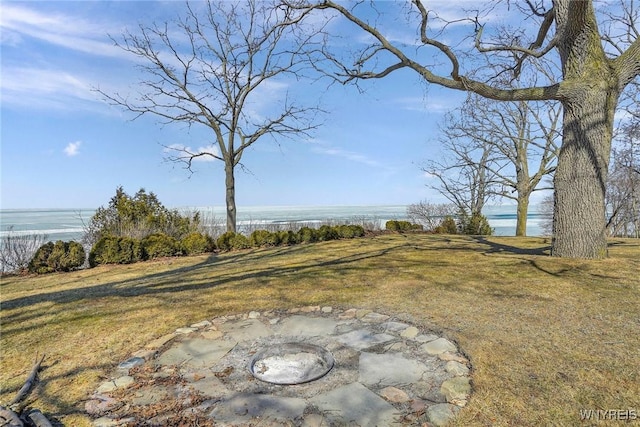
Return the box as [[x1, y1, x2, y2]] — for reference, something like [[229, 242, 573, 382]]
[[0, 242, 406, 313], [471, 236, 552, 256]]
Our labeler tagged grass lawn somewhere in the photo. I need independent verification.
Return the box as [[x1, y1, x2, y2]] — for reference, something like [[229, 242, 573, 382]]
[[1, 234, 639, 426]]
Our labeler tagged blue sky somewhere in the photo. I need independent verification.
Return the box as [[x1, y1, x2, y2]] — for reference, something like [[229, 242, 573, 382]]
[[1, 1, 512, 209]]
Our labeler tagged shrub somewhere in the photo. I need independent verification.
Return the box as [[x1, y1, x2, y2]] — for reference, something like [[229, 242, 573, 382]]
[[249, 230, 280, 247], [84, 186, 200, 245], [461, 212, 493, 236], [334, 224, 365, 239], [317, 225, 339, 241], [28, 240, 85, 274], [181, 232, 215, 255], [297, 227, 318, 243], [434, 216, 459, 234], [386, 220, 423, 232], [89, 236, 143, 267], [141, 233, 181, 259], [217, 232, 250, 251], [276, 230, 298, 246]]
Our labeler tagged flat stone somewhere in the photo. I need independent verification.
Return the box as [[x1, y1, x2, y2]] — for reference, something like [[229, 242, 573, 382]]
[[200, 330, 223, 340], [445, 360, 470, 376], [96, 376, 134, 393], [361, 312, 390, 323], [145, 333, 176, 350], [191, 320, 212, 328], [440, 376, 471, 404], [338, 308, 358, 319], [219, 318, 273, 341], [379, 386, 410, 403], [85, 394, 120, 415], [420, 338, 457, 355], [131, 386, 170, 406], [277, 315, 338, 337], [359, 352, 427, 386], [248, 311, 260, 319], [309, 382, 401, 426], [269, 318, 280, 325], [301, 413, 330, 427], [334, 329, 395, 351], [175, 327, 198, 334], [355, 309, 372, 319], [400, 326, 419, 338], [321, 306, 333, 313], [415, 334, 439, 343], [410, 399, 427, 413], [187, 375, 229, 398], [156, 338, 237, 368], [382, 321, 411, 333], [300, 305, 321, 312], [131, 349, 157, 361], [438, 352, 468, 363], [209, 393, 306, 424], [117, 357, 145, 371], [427, 403, 460, 426]]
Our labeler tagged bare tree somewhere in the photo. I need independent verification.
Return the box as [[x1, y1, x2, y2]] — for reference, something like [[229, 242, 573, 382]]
[[428, 93, 560, 236], [0, 228, 48, 275], [289, 0, 640, 258], [99, 0, 324, 232], [607, 120, 640, 237], [424, 123, 503, 218]]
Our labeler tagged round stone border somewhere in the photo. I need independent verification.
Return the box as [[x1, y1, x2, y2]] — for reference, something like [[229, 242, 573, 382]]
[[87, 306, 472, 427]]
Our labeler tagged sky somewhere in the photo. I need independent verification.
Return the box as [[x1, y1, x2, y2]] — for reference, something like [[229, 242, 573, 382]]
[[1, 0, 541, 210]]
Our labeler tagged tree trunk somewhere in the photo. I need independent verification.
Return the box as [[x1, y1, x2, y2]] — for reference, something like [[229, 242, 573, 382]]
[[552, 90, 616, 258], [515, 193, 529, 237], [224, 162, 237, 233]]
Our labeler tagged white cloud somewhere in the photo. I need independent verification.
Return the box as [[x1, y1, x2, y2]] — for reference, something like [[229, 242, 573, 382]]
[[64, 141, 82, 157], [307, 139, 386, 169], [0, 4, 126, 58]]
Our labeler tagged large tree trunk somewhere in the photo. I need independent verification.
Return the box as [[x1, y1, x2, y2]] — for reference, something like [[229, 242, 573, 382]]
[[515, 193, 529, 237], [224, 162, 237, 233], [552, 90, 616, 258]]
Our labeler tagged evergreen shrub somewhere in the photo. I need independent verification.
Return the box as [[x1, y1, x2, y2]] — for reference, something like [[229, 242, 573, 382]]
[[28, 240, 85, 274], [297, 227, 318, 243], [249, 230, 280, 247], [461, 212, 493, 235], [434, 216, 459, 234], [276, 230, 298, 246], [317, 225, 339, 241], [142, 233, 181, 259], [336, 224, 365, 238], [217, 232, 250, 251], [181, 232, 215, 255], [385, 220, 423, 232], [89, 236, 143, 267]]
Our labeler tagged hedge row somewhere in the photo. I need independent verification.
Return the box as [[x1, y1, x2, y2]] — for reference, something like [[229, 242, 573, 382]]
[[385, 220, 423, 232], [89, 232, 215, 267], [220, 224, 366, 251], [88, 224, 366, 266]]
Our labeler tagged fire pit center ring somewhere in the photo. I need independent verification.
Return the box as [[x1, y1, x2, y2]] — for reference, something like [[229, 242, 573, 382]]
[[248, 343, 335, 385]]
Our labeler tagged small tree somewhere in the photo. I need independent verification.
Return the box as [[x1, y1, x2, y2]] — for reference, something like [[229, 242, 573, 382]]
[[84, 186, 199, 245], [407, 201, 457, 232], [100, 0, 325, 233]]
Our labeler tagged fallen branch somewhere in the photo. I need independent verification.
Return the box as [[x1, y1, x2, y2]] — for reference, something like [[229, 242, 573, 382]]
[[0, 354, 53, 427]]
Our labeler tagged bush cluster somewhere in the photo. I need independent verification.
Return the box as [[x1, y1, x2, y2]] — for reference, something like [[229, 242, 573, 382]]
[[385, 220, 423, 232], [431, 213, 493, 235], [28, 241, 85, 274], [89, 231, 214, 267]]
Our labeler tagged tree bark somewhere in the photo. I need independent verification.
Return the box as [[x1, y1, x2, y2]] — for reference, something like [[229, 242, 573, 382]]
[[516, 193, 530, 237], [552, 90, 616, 257], [225, 162, 237, 233]]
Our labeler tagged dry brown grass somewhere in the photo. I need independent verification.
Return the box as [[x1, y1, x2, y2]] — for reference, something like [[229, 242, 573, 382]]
[[1, 234, 639, 426]]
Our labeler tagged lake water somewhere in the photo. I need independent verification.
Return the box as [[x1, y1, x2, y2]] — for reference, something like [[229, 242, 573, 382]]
[[0, 204, 549, 242]]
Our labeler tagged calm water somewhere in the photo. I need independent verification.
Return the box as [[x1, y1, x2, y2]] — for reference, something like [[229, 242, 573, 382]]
[[0, 204, 548, 242]]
